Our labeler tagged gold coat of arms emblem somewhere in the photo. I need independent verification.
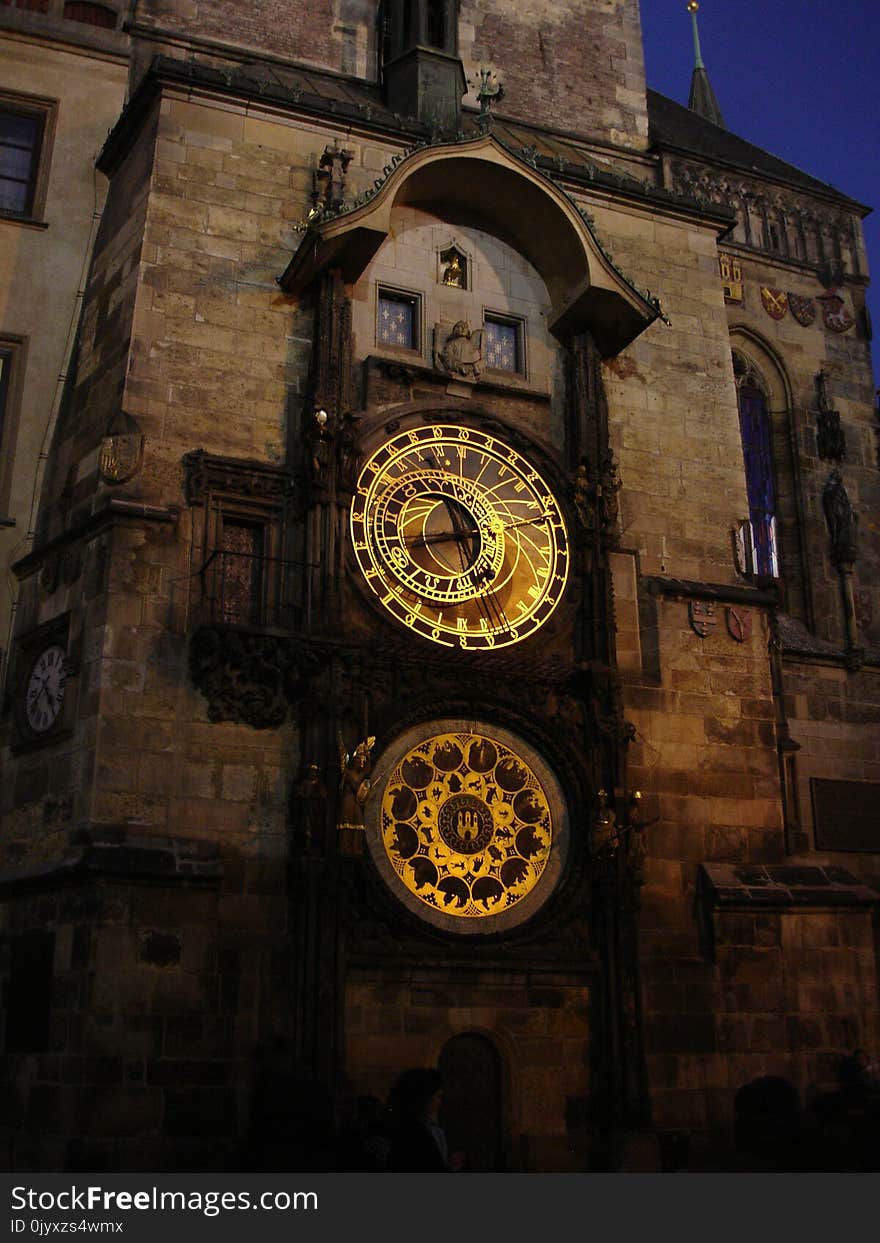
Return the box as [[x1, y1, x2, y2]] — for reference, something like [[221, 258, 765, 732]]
[[760, 287, 788, 320], [98, 411, 144, 484]]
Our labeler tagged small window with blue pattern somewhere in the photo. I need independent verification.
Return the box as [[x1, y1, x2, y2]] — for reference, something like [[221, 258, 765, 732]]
[[377, 289, 420, 351], [484, 316, 523, 374]]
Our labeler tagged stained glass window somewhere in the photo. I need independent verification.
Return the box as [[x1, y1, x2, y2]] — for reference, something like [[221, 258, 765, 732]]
[[484, 317, 522, 373], [738, 383, 778, 577], [377, 290, 418, 350]]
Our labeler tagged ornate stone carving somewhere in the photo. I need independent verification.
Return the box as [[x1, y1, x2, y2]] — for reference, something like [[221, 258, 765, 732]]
[[597, 452, 621, 536], [335, 410, 362, 496], [570, 454, 621, 540], [434, 320, 483, 380], [189, 627, 322, 728], [183, 450, 291, 504], [815, 370, 846, 461], [670, 158, 858, 276], [336, 733, 376, 857], [290, 762, 327, 855], [310, 269, 353, 422], [822, 470, 858, 566], [312, 142, 353, 213], [99, 410, 144, 485]]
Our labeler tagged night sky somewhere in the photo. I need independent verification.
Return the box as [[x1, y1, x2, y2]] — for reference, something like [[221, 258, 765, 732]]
[[640, 0, 880, 387]]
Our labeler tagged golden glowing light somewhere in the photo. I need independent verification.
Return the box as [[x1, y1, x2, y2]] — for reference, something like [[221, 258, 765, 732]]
[[380, 730, 553, 918], [351, 424, 569, 649]]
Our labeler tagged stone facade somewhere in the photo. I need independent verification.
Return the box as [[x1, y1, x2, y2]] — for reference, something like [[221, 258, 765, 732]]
[[0, 1, 878, 1173]]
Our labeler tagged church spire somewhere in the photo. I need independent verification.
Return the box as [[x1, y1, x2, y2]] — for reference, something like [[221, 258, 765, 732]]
[[686, 2, 726, 129]]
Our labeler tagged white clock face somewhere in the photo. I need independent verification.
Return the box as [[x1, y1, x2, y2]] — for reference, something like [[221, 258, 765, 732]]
[[25, 644, 67, 734]]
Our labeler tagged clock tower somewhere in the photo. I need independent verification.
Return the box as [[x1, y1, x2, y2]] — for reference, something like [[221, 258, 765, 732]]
[[269, 131, 658, 1168]]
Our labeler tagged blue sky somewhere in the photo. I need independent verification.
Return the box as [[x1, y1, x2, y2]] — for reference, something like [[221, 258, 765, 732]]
[[640, 0, 880, 386]]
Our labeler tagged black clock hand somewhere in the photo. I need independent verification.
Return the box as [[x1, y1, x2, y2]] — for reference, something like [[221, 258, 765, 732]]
[[406, 513, 552, 548], [477, 579, 512, 632], [420, 453, 479, 571]]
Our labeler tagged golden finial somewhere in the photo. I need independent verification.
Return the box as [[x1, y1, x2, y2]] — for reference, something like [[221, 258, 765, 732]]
[[687, 1, 705, 70]]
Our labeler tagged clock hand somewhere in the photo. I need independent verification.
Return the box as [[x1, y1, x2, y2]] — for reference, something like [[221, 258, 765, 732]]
[[476, 576, 512, 633], [406, 513, 552, 548]]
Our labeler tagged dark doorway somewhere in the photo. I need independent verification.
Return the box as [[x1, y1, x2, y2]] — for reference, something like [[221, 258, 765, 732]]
[[439, 1032, 504, 1171]]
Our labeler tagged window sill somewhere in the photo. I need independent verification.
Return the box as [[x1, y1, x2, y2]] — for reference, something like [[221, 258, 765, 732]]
[[0, 213, 48, 231]]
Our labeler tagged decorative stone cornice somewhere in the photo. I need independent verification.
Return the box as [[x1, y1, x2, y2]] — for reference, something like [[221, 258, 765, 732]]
[[189, 626, 323, 728], [183, 450, 292, 505]]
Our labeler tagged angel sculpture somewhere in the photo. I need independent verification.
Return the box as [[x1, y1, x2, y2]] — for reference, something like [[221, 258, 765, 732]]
[[336, 732, 376, 856]]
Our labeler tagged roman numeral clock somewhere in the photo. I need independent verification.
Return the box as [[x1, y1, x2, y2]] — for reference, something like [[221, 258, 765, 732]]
[[348, 420, 572, 933]]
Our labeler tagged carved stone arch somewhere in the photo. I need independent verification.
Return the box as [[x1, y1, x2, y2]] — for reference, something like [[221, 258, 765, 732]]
[[729, 328, 791, 413], [280, 133, 658, 357]]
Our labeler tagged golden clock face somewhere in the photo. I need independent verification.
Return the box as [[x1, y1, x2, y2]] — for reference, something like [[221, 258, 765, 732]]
[[351, 424, 569, 649], [379, 730, 553, 921]]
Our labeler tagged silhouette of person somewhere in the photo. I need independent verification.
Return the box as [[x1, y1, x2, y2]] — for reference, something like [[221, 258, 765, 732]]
[[386, 1068, 465, 1172]]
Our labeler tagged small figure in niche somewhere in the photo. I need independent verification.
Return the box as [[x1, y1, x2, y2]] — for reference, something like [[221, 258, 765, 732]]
[[440, 248, 466, 289], [822, 469, 858, 564], [336, 411, 362, 495], [337, 734, 376, 856], [291, 762, 327, 854], [592, 789, 618, 857], [573, 460, 592, 529], [305, 409, 332, 487]]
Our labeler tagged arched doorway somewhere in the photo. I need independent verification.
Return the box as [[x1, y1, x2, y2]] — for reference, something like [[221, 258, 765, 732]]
[[439, 1032, 504, 1172]]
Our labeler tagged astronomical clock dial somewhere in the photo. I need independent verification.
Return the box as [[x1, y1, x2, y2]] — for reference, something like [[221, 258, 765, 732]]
[[24, 643, 67, 735], [377, 730, 554, 924], [351, 424, 569, 650]]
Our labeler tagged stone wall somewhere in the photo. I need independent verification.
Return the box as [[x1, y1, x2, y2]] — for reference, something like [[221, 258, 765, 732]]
[[131, 2, 649, 149], [460, 0, 648, 149], [133, 0, 377, 80], [0, 863, 292, 1171], [344, 968, 592, 1171], [0, 35, 127, 676]]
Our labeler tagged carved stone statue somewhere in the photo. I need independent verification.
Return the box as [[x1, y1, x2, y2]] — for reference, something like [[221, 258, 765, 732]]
[[597, 453, 621, 535], [823, 469, 858, 565], [622, 791, 647, 879], [305, 409, 332, 488], [436, 321, 482, 380], [592, 789, 618, 857], [573, 460, 592, 530], [291, 762, 327, 854], [815, 370, 846, 461], [336, 411, 362, 495], [312, 142, 354, 213], [337, 734, 376, 856]]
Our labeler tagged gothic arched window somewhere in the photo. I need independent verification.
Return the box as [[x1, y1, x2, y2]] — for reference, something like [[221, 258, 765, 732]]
[[733, 351, 779, 578]]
